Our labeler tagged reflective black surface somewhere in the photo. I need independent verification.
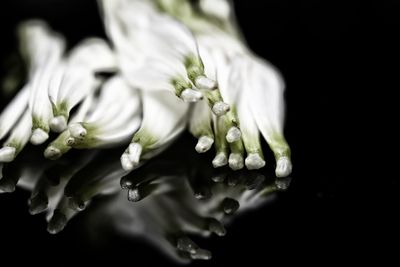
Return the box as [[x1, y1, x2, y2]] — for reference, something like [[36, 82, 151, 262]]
[[0, 0, 398, 265]]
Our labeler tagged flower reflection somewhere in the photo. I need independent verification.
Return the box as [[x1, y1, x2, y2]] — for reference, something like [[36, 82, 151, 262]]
[[0, 136, 290, 262]]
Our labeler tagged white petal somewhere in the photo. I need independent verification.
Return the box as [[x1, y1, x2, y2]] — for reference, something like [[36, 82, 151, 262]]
[[4, 110, 32, 149], [67, 38, 117, 72], [247, 57, 286, 136], [85, 76, 140, 125], [22, 22, 65, 136], [245, 56, 292, 174], [69, 93, 95, 123], [0, 85, 29, 140], [1, 110, 31, 161], [140, 90, 189, 143], [48, 63, 67, 105]]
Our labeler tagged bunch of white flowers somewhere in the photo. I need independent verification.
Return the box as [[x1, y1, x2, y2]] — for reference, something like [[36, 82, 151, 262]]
[[0, 0, 294, 261], [0, 0, 292, 177]]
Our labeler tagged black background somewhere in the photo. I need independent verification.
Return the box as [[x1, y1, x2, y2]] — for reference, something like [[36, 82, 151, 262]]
[[0, 0, 398, 266]]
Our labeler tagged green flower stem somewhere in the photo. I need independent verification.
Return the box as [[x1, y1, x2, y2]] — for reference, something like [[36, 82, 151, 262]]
[[172, 77, 193, 97], [242, 132, 264, 155], [189, 103, 214, 139], [32, 116, 50, 133], [131, 128, 158, 153], [185, 54, 205, 83], [266, 131, 291, 160], [214, 116, 229, 154], [229, 138, 244, 156], [51, 101, 69, 119]]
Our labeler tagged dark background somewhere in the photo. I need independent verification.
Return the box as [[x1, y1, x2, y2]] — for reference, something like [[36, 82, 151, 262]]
[[0, 0, 398, 265]]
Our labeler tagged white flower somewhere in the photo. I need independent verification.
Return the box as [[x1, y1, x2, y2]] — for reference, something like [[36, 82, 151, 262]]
[[102, 0, 193, 96], [245, 56, 292, 177], [52, 76, 141, 156], [48, 38, 116, 133], [101, 0, 229, 114], [44, 92, 95, 160], [48, 64, 97, 132], [49, 72, 144, 161], [160, 0, 293, 175], [0, 1, 294, 261], [198, 34, 241, 140], [189, 99, 214, 153], [18, 21, 66, 145]]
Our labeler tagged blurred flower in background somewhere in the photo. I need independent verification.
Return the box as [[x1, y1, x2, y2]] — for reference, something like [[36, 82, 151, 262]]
[[0, 0, 293, 262]]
